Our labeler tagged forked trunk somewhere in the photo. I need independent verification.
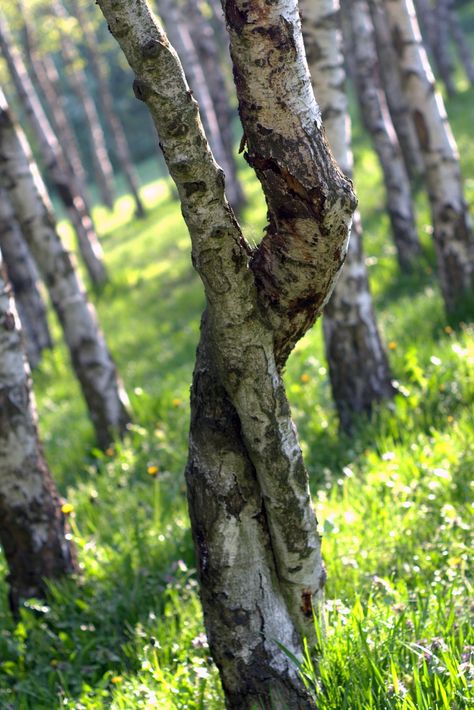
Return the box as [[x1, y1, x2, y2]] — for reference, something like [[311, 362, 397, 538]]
[[96, 0, 356, 705], [0, 188, 52, 369], [383, 0, 474, 312], [344, 0, 421, 271], [0, 91, 130, 449], [300, 0, 394, 430], [0, 249, 77, 614]]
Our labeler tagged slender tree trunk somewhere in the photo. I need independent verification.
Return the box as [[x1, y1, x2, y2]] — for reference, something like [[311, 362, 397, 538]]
[[0, 188, 52, 369], [0, 249, 77, 614], [185, 0, 244, 212], [344, 0, 421, 272], [383, 0, 474, 312], [97, 0, 356, 706], [156, 0, 243, 212], [52, 0, 116, 210], [0, 15, 107, 287], [434, 0, 457, 95], [369, 0, 425, 178], [69, 0, 145, 218], [449, 3, 474, 84], [300, 0, 394, 431], [0, 90, 130, 449]]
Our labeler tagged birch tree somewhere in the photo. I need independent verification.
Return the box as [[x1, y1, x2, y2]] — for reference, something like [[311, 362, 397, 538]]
[[96, 0, 356, 706], [0, 90, 130, 449], [0, 248, 77, 613], [301, 0, 394, 431], [382, 0, 474, 312]]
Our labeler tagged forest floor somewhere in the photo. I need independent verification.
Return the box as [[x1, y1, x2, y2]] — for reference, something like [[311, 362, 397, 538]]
[[1, 57, 474, 710]]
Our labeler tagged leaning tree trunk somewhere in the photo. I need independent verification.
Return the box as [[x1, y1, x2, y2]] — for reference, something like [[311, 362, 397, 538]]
[[300, 0, 394, 431], [369, 0, 424, 178], [156, 0, 243, 212], [0, 188, 52, 369], [52, 0, 116, 210], [0, 248, 77, 614], [97, 0, 356, 706], [0, 15, 107, 287], [69, 0, 145, 218], [185, 0, 245, 212], [344, 0, 421, 272], [0, 90, 130, 449], [383, 0, 474, 312], [449, 2, 474, 84]]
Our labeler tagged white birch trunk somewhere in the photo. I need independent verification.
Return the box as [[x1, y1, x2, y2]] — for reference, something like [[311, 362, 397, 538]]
[[383, 0, 474, 311], [0, 248, 76, 613], [0, 90, 131, 449]]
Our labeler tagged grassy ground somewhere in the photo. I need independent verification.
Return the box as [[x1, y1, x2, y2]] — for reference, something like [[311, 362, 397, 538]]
[[1, 51, 474, 710]]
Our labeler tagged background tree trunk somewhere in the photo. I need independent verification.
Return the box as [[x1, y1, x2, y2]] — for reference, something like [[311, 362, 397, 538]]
[[0, 188, 52, 369], [434, 0, 457, 95], [52, 0, 116, 210], [301, 0, 394, 431], [0, 248, 77, 614], [0, 15, 107, 287], [0, 90, 131, 449], [96, 0, 356, 706], [383, 0, 474, 312], [344, 0, 421, 272], [449, 3, 474, 84]]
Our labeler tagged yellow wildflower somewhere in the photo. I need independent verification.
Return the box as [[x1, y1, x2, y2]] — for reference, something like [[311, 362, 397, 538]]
[[111, 675, 123, 684], [105, 447, 114, 457], [172, 398, 182, 407], [147, 465, 158, 476], [61, 503, 74, 515], [300, 373, 310, 383], [388, 341, 397, 350]]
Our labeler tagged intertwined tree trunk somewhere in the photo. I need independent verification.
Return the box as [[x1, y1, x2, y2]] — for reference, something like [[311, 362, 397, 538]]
[[0, 90, 130, 449], [301, 0, 394, 431], [0, 249, 77, 614], [0, 188, 52, 369], [52, 0, 116, 210], [344, 0, 421, 271], [97, 0, 356, 706], [383, 0, 474, 312], [69, 0, 145, 218], [0, 15, 107, 287]]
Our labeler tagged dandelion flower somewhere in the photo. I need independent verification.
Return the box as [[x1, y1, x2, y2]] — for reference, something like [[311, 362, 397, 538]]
[[172, 398, 182, 407], [61, 503, 74, 515], [111, 675, 123, 684], [147, 465, 158, 476], [300, 373, 310, 383], [388, 341, 397, 350]]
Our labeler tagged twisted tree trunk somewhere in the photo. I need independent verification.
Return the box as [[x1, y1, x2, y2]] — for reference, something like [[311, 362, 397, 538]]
[[0, 188, 52, 369], [0, 90, 130, 449], [52, 0, 116, 210], [383, 0, 474, 312], [69, 0, 145, 218], [300, 0, 394, 431], [369, 0, 424, 178], [96, 0, 356, 706], [344, 0, 421, 272], [0, 15, 107, 287], [0, 249, 77, 614]]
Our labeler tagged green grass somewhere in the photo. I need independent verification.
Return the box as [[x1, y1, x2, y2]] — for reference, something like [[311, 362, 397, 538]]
[[1, 66, 474, 710]]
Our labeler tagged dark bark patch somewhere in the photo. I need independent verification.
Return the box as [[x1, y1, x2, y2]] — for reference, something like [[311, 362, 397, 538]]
[[224, 2, 248, 31], [413, 110, 430, 151], [301, 589, 313, 617], [3, 311, 15, 331], [132, 78, 151, 102]]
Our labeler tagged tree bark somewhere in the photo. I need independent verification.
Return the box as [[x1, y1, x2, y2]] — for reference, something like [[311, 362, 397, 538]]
[[382, 0, 474, 312], [434, 0, 457, 95], [156, 0, 243, 212], [52, 0, 116, 210], [0, 14, 107, 288], [0, 188, 52, 369], [369, 0, 425, 178], [69, 0, 145, 218], [0, 90, 131, 449], [0, 249, 77, 614], [449, 3, 474, 84], [344, 0, 421, 272], [96, 0, 356, 706], [300, 0, 394, 431]]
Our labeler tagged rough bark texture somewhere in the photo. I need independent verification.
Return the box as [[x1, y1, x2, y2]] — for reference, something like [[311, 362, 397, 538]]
[[369, 0, 425, 178], [0, 15, 107, 287], [96, 0, 356, 706], [185, 0, 245, 211], [156, 0, 243, 212], [300, 0, 394, 431], [0, 249, 76, 613], [69, 0, 145, 218], [0, 91, 130, 449], [345, 0, 421, 272], [52, 0, 116, 210], [0, 188, 52, 369], [383, 0, 474, 311], [449, 3, 474, 84]]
